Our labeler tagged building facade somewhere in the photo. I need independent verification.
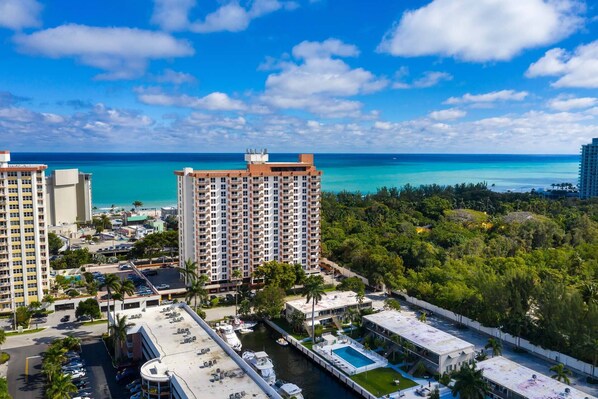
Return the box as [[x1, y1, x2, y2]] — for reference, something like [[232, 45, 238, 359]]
[[176, 151, 322, 291], [46, 168, 92, 225], [285, 290, 372, 325], [579, 138, 598, 199], [0, 151, 49, 312], [363, 310, 475, 374]]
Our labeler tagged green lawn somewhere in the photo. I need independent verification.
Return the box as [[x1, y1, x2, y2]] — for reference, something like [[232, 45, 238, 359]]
[[83, 319, 107, 326], [350, 367, 417, 396], [6, 327, 45, 336]]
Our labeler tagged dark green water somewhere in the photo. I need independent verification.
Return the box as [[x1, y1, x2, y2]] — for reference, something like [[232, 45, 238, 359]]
[[239, 323, 359, 399]]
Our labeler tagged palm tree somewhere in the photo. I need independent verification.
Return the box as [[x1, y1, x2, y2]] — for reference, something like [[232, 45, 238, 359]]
[[61, 336, 80, 352], [451, 363, 488, 399], [302, 275, 326, 340], [43, 345, 67, 366], [550, 363, 572, 384], [115, 279, 136, 317], [345, 307, 360, 337], [186, 275, 209, 310], [42, 360, 61, 383], [289, 310, 306, 333], [99, 273, 121, 333], [110, 314, 134, 360], [132, 200, 143, 211], [418, 311, 427, 323], [232, 269, 243, 316], [46, 373, 77, 399], [177, 258, 198, 286], [485, 337, 502, 357]]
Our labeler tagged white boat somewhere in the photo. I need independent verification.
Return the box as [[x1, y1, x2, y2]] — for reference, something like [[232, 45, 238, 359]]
[[274, 380, 304, 399], [242, 351, 276, 385], [276, 337, 289, 346], [217, 324, 242, 351], [239, 327, 253, 334], [232, 317, 257, 331]]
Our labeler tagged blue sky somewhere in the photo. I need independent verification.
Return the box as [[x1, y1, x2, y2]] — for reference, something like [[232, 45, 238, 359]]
[[0, 0, 597, 153]]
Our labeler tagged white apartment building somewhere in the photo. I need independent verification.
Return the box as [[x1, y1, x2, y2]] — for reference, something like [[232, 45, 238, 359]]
[[478, 356, 596, 399], [363, 310, 476, 374], [0, 151, 49, 312], [46, 168, 92, 225], [176, 151, 322, 291], [285, 290, 372, 324], [580, 138, 598, 199]]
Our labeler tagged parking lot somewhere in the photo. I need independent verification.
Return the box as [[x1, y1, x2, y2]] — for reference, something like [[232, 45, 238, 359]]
[[144, 266, 186, 292], [81, 339, 132, 399]]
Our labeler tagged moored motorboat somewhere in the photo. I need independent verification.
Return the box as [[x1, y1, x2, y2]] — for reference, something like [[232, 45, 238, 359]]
[[242, 350, 276, 385], [274, 380, 304, 399], [276, 337, 289, 346], [232, 317, 257, 331], [216, 324, 242, 351]]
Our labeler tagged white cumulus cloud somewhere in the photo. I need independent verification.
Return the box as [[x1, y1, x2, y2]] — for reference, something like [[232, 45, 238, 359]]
[[14, 24, 194, 80], [429, 108, 467, 121], [445, 90, 528, 105], [378, 0, 584, 62], [262, 38, 387, 118], [547, 96, 597, 111], [0, 0, 42, 30], [136, 88, 246, 111], [526, 40, 598, 88], [152, 0, 297, 33]]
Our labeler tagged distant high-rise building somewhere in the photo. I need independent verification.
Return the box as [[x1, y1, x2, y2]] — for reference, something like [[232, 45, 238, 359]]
[[579, 138, 598, 199], [176, 151, 322, 291], [46, 169, 92, 225], [0, 151, 49, 311]]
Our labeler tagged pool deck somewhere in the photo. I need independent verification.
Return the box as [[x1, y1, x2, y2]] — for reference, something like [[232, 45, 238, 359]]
[[314, 335, 388, 375]]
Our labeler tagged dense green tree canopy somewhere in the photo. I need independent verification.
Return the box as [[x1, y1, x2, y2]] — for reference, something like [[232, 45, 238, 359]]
[[322, 183, 598, 364]]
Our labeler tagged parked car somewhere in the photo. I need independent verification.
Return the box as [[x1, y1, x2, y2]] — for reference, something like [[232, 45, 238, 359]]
[[125, 379, 141, 390], [66, 370, 86, 379], [77, 315, 91, 322], [155, 284, 170, 290], [116, 368, 139, 383], [119, 263, 131, 270], [60, 315, 71, 322], [129, 384, 142, 393]]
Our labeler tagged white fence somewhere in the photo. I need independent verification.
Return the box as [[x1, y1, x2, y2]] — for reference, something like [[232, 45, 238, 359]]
[[265, 320, 379, 399], [321, 259, 370, 286], [399, 292, 598, 378]]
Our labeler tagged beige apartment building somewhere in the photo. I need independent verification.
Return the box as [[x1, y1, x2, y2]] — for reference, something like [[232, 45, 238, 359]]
[[176, 151, 322, 291], [46, 168, 92, 226], [0, 151, 49, 311]]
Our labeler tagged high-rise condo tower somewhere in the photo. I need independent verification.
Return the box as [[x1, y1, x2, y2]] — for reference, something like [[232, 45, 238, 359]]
[[176, 151, 322, 291], [0, 151, 49, 312], [579, 138, 598, 199]]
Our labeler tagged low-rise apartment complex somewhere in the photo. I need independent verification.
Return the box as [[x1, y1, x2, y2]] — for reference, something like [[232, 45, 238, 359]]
[[176, 151, 322, 291], [478, 356, 596, 399], [112, 303, 280, 399], [0, 151, 49, 311], [285, 290, 372, 325], [363, 310, 475, 374]]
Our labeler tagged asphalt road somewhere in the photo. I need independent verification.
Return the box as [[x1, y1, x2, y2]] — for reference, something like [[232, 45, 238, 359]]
[[6, 344, 47, 399]]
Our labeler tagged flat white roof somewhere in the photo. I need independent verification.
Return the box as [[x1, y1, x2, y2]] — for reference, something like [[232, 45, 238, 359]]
[[363, 310, 474, 356], [285, 291, 372, 315], [478, 357, 596, 399], [116, 304, 274, 399]]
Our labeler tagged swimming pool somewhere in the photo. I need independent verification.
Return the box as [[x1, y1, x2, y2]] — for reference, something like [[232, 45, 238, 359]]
[[333, 346, 375, 368]]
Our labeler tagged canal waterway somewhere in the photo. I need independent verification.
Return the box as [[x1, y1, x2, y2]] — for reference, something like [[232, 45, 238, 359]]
[[239, 323, 360, 399]]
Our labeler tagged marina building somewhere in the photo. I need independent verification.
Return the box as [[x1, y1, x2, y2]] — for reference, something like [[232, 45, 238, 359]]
[[176, 151, 322, 291], [0, 151, 49, 311], [362, 310, 475, 374], [285, 290, 372, 325], [580, 138, 598, 199], [46, 168, 92, 225], [111, 303, 280, 399], [478, 356, 596, 399]]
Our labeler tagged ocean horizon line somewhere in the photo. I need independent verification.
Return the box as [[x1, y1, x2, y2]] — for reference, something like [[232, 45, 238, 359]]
[[8, 151, 580, 156]]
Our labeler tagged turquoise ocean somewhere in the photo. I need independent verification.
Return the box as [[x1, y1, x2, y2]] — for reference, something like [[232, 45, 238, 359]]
[[11, 153, 579, 208]]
